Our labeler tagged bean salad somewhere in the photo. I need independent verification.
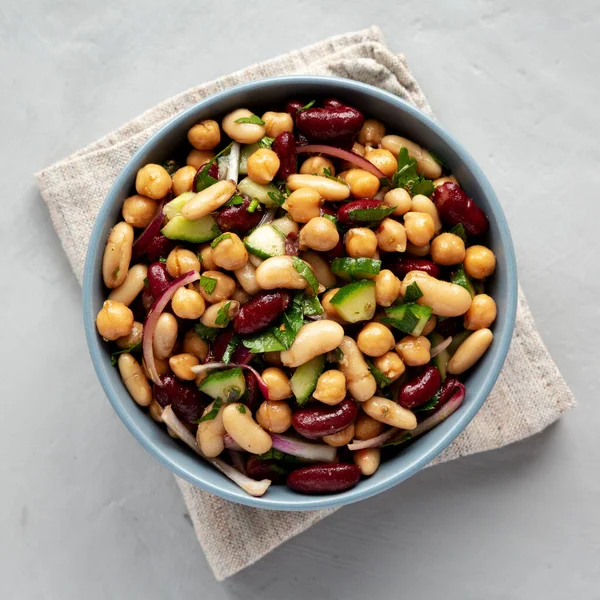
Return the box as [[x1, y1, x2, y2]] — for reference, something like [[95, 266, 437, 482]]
[[96, 97, 497, 497]]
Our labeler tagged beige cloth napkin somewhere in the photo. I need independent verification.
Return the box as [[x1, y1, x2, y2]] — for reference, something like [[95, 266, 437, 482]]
[[36, 26, 575, 581]]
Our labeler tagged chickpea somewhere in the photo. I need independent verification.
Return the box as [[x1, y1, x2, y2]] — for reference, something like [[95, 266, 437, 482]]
[[198, 270, 236, 303], [354, 412, 385, 440], [323, 424, 355, 447], [261, 111, 294, 138], [187, 149, 214, 170], [182, 330, 209, 361], [264, 351, 283, 366], [313, 370, 347, 405], [122, 195, 158, 228], [283, 188, 322, 223], [374, 269, 402, 307], [96, 300, 134, 341], [321, 288, 344, 323], [345, 227, 378, 258], [211, 232, 248, 271], [433, 175, 459, 188], [353, 448, 381, 476], [200, 300, 240, 328], [299, 217, 339, 252], [364, 148, 398, 178], [153, 313, 178, 359], [411, 194, 442, 232], [430, 232, 465, 266], [395, 335, 431, 366], [464, 294, 497, 330], [166, 246, 200, 278], [383, 188, 412, 216], [358, 119, 386, 147], [231, 285, 251, 304], [115, 320, 143, 349], [406, 241, 431, 257], [256, 400, 293, 433], [172, 286, 205, 319], [403, 212, 436, 247], [246, 148, 280, 184], [171, 166, 197, 197], [357, 322, 395, 357], [464, 245, 496, 279], [169, 353, 200, 381], [342, 168, 380, 198], [262, 367, 292, 401], [198, 244, 217, 270], [372, 351, 406, 382], [142, 355, 170, 379], [102, 222, 134, 289], [222, 108, 266, 144], [421, 315, 437, 336], [135, 164, 172, 200], [376, 218, 407, 253], [187, 119, 220, 150], [299, 156, 336, 177]]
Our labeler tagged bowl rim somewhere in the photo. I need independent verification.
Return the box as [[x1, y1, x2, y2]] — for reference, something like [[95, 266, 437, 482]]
[[83, 75, 518, 510]]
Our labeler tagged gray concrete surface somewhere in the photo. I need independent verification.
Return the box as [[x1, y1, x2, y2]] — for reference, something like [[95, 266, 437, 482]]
[[1, 1, 599, 598]]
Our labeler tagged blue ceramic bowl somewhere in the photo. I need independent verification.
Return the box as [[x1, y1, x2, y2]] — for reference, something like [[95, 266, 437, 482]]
[[83, 76, 517, 510]]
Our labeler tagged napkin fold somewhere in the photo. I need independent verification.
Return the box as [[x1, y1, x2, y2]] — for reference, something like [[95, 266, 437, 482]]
[[36, 26, 575, 581]]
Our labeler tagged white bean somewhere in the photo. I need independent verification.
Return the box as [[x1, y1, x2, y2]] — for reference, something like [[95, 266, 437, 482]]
[[280, 321, 344, 368]]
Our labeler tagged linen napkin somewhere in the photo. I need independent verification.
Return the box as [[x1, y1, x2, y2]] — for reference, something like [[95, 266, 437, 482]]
[[36, 26, 575, 581]]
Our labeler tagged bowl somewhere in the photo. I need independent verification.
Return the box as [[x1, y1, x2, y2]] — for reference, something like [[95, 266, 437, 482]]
[[83, 75, 517, 510]]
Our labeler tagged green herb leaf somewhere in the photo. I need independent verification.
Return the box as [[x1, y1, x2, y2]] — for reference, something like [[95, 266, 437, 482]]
[[427, 149, 449, 169], [348, 205, 395, 222], [322, 213, 338, 226], [236, 404, 247, 414], [211, 233, 231, 249], [334, 347, 344, 362], [411, 177, 435, 197], [381, 303, 433, 336], [299, 293, 324, 317], [391, 147, 435, 197], [196, 398, 223, 423], [195, 322, 219, 342], [242, 329, 286, 353], [225, 195, 244, 207], [267, 189, 287, 207], [143, 277, 149, 288], [403, 282, 423, 303], [200, 275, 217, 295], [222, 334, 240, 365], [215, 302, 232, 327], [247, 198, 259, 213], [110, 341, 142, 367], [258, 136, 275, 149], [195, 142, 233, 192], [162, 159, 180, 176], [322, 167, 346, 184], [292, 257, 319, 294], [414, 390, 441, 412], [367, 359, 392, 389], [272, 295, 304, 350], [256, 448, 305, 465], [234, 115, 265, 125], [159, 257, 167, 264], [382, 432, 413, 447], [448, 223, 467, 243], [296, 100, 316, 113]]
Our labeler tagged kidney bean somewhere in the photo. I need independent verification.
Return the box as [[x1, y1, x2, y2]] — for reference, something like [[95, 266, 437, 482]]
[[388, 257, 441, 280], [287, 463, 361, 493], [232, 344, 253, 365], [292, 398, 358, 440], [154, 374, 207, 424], [272, 131, 297, 180], [192, 162, 219, 191], [435, 317, 464, 338], [322, 98, 346, 109], [296, 132, 310, 147], [337, 199, 391, 225], [243, 371, 261, 411], [147, 262, 172, 299], [141, 288, 154, 313], [232, 290, 291, 335], [432, 182, 489, 236], [296, 106, 364, 142], [146, 234, 176, 262], [435, 376, 465, 410], [213, 330, 235, 362], [246, 456, 288, 483], [328, 238, 346, 259], [285, 99, 305, 120], [285, 232, 299, 256], [216, 195, 262, 234], [398, 366, 442, 409], [320, 204, 336, 218]]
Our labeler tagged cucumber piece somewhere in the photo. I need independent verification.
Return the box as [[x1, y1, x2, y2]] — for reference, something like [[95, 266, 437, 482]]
[[161, 214, 220, 243], [290, 355, 326, 406], [244, 225, 286, 259], [330, 280, 377, 323], [271, 215, 298, 237], [382, 303, 433, 336], [447, 329, 472, 356], [199, 367, 246, 402], [330, 258, 381, 281], [429, 332, 450, 382], [163, 191, 195, 219], [237, 177, 280, 207], [451, 265, 476, 297], [239, 143, 259, 175]]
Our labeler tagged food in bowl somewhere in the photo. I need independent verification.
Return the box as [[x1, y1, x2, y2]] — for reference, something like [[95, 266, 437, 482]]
[[95, 97, 497, 497]]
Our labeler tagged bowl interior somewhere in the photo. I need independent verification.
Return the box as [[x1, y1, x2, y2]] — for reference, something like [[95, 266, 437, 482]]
[[83, 76, 517, 510]]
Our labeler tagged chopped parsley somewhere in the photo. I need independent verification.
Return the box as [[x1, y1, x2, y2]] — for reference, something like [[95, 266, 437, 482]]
[[200, 275, 217, 295], [322, 167, 346, 184], [448, 223, 467, 243], [296, 99, 316, 113], [267, 188, 287, 207], [236, 404, 247, 414], [222, 334, 240, 365], [194, 142, 233, 192], [247, 198, 259, 213], [367, 359, 392, 389], [258, 136, 275, 148], [215, 302, 232, 327], [225, 195, 245, 207], [292, 257, 319, 294], [391, 147, 435, 197], [196, 398, 223, 423], [194, 322, 219, 342], [211, 233, 231, 249], [110, 341, 142, 367], [234, 115, 265, 125]]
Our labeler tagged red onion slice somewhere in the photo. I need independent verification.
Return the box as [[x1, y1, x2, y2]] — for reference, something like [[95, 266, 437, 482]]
[[131, 204, 165, 260], [297, 144, 385, 179], [256, 207, 277, 229], [143, 270, 200, 385], [190, 362, 270, 400], [226, 141, 241, 182], [347, 428, 397, 450], [162, 406, 271, 497], [430, 336, 453, 358], [271, 433, 337, 462]]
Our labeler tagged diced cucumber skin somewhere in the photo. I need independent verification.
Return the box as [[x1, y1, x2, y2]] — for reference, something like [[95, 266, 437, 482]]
[[452, 265, 476, 297], [161, 215, 220, 243], [239, 143, 259, 175], [330, 258, 381, 281], [199, 368, 246, 401], [244, 225, 286, 259], [237, 177, 280, 207], [163, 191, 195, 219], [410, 305, 434, 336], [330, 280, 377, 323], [290, 355, 326, 405], [429, 332, 449, 382]]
